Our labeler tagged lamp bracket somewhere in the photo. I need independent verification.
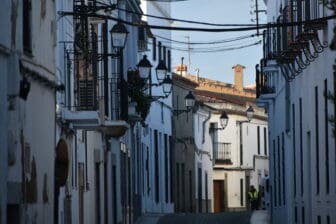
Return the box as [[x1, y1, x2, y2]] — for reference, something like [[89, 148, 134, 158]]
[[173, 108, 191, 116]]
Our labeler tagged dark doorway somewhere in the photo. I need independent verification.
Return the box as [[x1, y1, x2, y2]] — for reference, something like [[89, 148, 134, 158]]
[[213, 180, 225, 212], [54, 139, 69, 224]]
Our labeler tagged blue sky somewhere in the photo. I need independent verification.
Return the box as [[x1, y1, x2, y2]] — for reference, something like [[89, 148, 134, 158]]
[[170, 0, 266, 86]]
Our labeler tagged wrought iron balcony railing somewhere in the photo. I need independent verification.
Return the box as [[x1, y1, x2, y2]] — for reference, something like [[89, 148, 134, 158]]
[[213, 142, 232, 164]]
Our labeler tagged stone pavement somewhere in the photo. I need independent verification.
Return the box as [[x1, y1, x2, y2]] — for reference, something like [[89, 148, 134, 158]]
[[250, 210, 270, 224], [137, 211, 251, 224], [136, 210, 269, 224]]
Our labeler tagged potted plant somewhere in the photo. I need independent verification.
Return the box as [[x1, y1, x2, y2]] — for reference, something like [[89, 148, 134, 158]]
[[127, 69, 151, 121]]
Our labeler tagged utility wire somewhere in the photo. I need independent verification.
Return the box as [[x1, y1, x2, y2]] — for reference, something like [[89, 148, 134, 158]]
[[170, 41, 262, 53], [58, 11, 336, 32], [95, 0, 258, 27], [155, 34, 258, 45]]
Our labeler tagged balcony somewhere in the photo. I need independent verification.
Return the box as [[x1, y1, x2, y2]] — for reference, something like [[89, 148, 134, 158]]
[[256, 59, 276, 107], [213, 142, 232, 165]]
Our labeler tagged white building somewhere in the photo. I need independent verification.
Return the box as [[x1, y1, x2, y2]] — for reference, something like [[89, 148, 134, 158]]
[[172, 65, 268, 213], [136, 0, 174, 216], [257, 1, 336, 223], [55, 0, 143, 223], [0, 0, 57, 223]]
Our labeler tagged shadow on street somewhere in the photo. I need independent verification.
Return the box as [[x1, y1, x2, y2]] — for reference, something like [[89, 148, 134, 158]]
[[157, 211, 252, 224]]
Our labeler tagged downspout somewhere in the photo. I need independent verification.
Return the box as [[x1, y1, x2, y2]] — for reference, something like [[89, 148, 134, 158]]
[[202, 111, 211, 144]]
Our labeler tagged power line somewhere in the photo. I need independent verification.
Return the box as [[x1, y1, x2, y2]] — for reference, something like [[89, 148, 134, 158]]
[[95, 0, 258, 27], [58, 11, 336, 33], [171, 41, 262, 53], [155, 34, 258, 45]]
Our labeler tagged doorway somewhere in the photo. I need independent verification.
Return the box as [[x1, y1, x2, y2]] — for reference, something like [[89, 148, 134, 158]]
[[213, 180, 225, 212]]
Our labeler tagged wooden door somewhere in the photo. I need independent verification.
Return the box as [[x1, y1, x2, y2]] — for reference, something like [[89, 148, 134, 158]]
[[213, 180, 224, 212]]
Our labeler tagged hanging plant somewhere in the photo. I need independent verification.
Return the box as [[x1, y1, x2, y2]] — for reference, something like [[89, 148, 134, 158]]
[[127, 69, 151, 120]]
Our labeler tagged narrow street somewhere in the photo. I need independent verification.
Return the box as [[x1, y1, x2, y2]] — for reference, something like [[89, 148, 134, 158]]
[[136, 211, 269, 224]]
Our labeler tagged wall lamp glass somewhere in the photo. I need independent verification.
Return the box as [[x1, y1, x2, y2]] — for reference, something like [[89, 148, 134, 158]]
[[156, 60, 168, 82], [209, 111, 229, 131], [246, 106, 254, 122], [173, 91, 196, 116], [110, 22, 129, 49]]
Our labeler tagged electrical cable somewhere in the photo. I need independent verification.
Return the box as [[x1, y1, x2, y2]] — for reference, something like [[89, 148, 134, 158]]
[[94, 0, 259, 27], [58, 11, 336, 33], [154, 33, 258, 45]]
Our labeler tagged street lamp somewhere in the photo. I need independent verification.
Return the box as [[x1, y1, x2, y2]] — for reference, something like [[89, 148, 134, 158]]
[[110, 22, 128, 48], [173, 91, 196, 116], [155, 60, 168, 82], [209, 111, 229, 131], [136, 55, 172, 98], [137, 55, 152, 79], [246, 106, 255, 122], [161, 75, 172, 95]]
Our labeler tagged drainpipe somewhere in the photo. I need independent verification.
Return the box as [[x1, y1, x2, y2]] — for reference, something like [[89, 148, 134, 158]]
[[202, 111, 211, 144]]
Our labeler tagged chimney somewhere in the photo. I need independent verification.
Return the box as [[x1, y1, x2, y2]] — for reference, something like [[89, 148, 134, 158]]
[[232, 64, 245, 91], [175, 64, 188, 77]]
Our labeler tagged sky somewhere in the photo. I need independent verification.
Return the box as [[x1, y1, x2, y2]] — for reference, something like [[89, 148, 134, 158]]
[[169, 0, 266, 86]]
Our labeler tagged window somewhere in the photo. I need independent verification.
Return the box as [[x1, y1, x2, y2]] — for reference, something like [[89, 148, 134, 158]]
[[176, 163, 180, 209], [205, 172, 208, 212], [240, 178, 244, 206], [23, 0, 32, 53], [154, 130, 159, 202], [292, 104, 297, 197], [164, 134, 169, 203], [282, 133, 286, 205], [138, 27, 147, 51], [169, 136, 173, 203], [277, 136, 281, 206], [273, 139, 277, 207], [264, 127, 267, 155], [161, 103, 164, 124], [158, 41, 162, 61], [315, 86, 320, 194], [301, 206, 305, 224], [182, 163, 185, 210], [324, 79, 330, 194], [168, 50, 171, 72], [163, 46, 167, 66], [198, 167, 202, 212], [152, 37, 156, 61], [189, 170, 192, 211], [317, 215, 321, 224], [294, 206, 298, 223], [257, 126, 260, 155], [146, 147, 150, 196], [299, 98, 303, 196]]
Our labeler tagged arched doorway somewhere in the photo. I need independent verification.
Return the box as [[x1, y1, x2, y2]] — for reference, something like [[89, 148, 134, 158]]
[[54, 139, 69, 224]]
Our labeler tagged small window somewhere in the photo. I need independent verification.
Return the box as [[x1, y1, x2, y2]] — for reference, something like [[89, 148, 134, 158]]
[[138, 27, 147, 52], [152, 37, 156, 61], [23, 0, 32, 54]]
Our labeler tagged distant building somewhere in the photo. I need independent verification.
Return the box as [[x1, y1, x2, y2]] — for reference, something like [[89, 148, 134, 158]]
[[172, 65, 268, 213]]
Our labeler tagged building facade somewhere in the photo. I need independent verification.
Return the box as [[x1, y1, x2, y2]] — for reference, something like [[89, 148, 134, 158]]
[[173, 65, 268, 213], [257, 1, 336, 223], [137, 0, 175, 216], [0, 0, 58, 223]]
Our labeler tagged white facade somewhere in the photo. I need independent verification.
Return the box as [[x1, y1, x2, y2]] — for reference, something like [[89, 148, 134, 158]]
[[55, 0, 142, 224], [138, 0, 174, 215], [196, 103, 268, 212], [0, 0, 57, 223], [258, 1, 336, 224], [193, 107, 216, 212]]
